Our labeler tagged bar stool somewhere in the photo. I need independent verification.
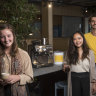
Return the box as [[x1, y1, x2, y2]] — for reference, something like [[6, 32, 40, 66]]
[[55, 81, 67, 96]]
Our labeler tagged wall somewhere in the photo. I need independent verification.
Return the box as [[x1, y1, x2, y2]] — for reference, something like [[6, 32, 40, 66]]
[[53, 5, 83, 51], [53, 5, 82, 16], [53, 38, 69, 51]]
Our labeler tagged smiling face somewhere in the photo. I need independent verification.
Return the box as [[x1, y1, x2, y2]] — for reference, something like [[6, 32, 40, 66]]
[[0, 29, 14, 48], [90, 17, 96, 29], [73, 33, 83, 48]]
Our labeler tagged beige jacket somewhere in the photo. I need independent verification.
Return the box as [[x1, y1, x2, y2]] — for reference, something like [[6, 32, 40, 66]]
[[0, 48, 33, 85], [18, 48, 33, 85], [0, 48, 33, 96], [67, 50, 96, 96]]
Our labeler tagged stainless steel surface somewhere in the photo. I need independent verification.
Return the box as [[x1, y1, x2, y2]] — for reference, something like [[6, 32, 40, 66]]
[[31, 38, 53, 68], [42, 38, 47, 45]]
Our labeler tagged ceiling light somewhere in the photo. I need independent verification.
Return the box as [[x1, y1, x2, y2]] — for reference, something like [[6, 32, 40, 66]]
[[48, 2, 52, 8], [29, 33, 33, 36], [85, 8, 88, 13]]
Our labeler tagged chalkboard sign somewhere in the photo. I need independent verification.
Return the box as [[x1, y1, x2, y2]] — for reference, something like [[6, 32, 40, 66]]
[[62, 16, 83, 37]]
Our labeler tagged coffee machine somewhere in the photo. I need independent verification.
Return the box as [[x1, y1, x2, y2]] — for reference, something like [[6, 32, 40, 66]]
[[31, 38, 53, 68]]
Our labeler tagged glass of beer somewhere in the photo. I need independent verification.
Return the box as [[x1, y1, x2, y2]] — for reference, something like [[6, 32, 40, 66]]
[[1, 63, 10, 80]]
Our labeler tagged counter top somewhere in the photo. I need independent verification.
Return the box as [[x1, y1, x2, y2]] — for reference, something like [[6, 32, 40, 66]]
[[33, 64, 63, 77]]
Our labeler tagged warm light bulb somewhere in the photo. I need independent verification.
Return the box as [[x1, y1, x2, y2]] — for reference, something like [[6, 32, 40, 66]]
[[85, 8, 88, 13], [29, 33, 33, 36], [85, 10, 88, 13], [48, 3, 52, 8]]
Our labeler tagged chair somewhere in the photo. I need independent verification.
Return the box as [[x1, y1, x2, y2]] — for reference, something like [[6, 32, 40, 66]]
[[55, 81, 67, 96]]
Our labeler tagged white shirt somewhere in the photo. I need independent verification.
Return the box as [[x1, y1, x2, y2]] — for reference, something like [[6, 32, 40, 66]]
[[71, 58, 90, 72]]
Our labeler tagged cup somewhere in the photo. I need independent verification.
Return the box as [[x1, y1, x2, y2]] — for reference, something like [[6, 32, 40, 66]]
[[1, 62, 10, 80], [65, 65, 70, 72], [64, 64, 70, 72], [1, 73, 10, 80]]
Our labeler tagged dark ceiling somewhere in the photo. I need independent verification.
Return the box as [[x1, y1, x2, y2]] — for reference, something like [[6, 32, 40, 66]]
[[29, 0, 96, 7], [53, 0, 96, 7]]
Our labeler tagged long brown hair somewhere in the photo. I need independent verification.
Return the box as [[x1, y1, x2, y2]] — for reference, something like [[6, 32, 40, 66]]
[[67, 32, 89, 65], [0, 23, 18, 57]]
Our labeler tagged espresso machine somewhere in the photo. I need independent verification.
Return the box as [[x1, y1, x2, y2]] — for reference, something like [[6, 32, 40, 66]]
[[31, 38, 53, 68]]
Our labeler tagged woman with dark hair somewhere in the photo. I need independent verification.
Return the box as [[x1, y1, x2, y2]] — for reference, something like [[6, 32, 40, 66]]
[[0, 23, 33, 96], [63, 32, 96, 96]]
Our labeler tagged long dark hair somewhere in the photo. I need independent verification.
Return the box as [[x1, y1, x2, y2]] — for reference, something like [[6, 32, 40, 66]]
[[0, 23, 18, 57], [67, 32, 89, 65]]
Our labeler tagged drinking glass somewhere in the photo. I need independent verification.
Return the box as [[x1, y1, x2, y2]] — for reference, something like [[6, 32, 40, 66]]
[[1, 63, 10, 80], [63, 51, 70, 72]]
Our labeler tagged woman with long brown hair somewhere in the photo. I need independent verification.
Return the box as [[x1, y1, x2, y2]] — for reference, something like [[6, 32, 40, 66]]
[[0, 23, 33, 96], [63, 32, 96, 96]]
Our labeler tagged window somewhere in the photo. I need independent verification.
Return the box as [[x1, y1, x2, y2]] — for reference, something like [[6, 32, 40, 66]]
[[62, 16, 83, 37]]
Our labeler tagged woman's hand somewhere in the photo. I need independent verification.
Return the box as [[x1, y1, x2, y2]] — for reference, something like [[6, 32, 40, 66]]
[[62, 64, 70, 72], [5, 75, 20, 84], [0, 79, 7, 86]]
